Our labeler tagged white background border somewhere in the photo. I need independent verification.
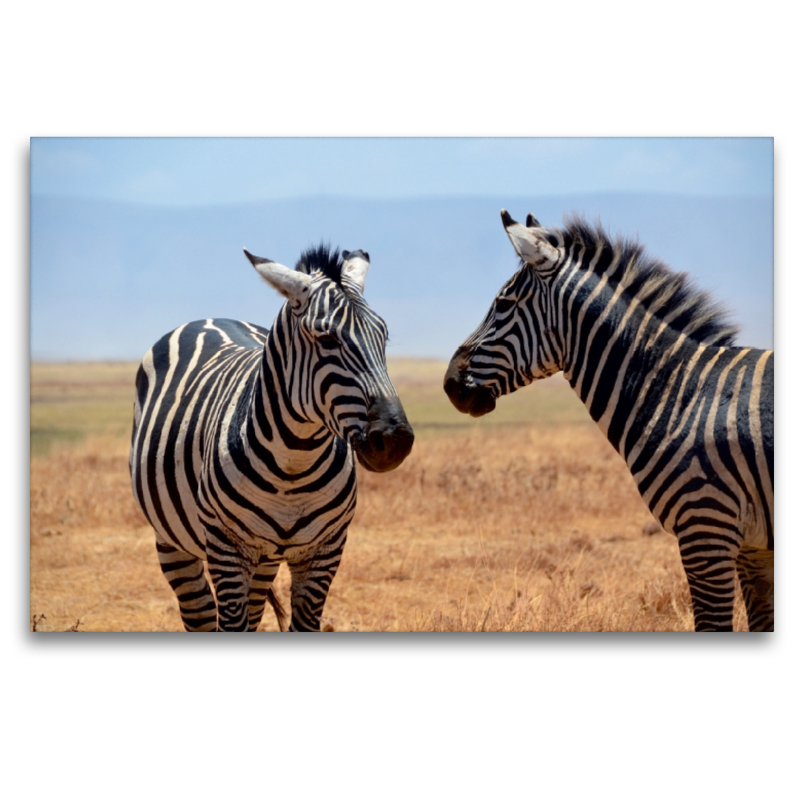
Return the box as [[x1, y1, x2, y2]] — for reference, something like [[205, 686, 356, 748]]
[[7, 3, 796, 797]]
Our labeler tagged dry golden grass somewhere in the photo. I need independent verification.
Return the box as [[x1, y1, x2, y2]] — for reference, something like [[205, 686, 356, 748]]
[[29, 429, 749, 633], [324, 424, 750, 632], [30, 360, 749, 632]]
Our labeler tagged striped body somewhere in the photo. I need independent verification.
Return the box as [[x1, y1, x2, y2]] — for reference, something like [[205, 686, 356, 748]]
[[132, 318, 356, 562], [131, 247, 413, 631], [446, 211, 773, 631]]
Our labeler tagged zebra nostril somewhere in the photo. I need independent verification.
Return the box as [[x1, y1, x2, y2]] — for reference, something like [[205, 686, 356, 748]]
[[368, 429, 386, 452], [357, 398, 414, 471]]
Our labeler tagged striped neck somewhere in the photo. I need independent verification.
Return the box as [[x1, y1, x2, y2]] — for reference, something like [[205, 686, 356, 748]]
[[543, 219, 737, 456], [559, 260, 690, 456], [244, 308, 337, 479]]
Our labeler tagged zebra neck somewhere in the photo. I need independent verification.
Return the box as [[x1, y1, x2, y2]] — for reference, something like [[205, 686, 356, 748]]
[[243, 330, 337, 479], [562, 277, 690, 458]]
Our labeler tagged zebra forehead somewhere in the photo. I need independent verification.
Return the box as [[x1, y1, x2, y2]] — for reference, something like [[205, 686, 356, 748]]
[[306, 279, 387, 329], [295, 244, 375, 302]]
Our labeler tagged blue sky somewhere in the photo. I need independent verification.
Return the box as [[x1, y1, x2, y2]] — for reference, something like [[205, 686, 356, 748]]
[[31, 137, 773, 204], [30, 137, 775, 360]]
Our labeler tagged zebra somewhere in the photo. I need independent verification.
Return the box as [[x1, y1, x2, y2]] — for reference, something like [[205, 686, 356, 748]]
[[130, 244, 414, 631], [444, 210, 774, 632]]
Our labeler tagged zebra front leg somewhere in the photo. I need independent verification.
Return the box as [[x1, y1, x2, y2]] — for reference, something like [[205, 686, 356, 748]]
[[248, 556, 287, 632], [736, 546, 774, 632], [679, 544, 738, 631], [206, 526, 258, 632], [287, 529, 348, 631], [155, 540, 217, 632]]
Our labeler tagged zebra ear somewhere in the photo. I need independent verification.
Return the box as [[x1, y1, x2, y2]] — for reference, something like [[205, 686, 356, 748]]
[[526, 213, 542, 229], [342, 249, 370, 294], [243, 248, 312, 307], [500, 209, 558, 269]]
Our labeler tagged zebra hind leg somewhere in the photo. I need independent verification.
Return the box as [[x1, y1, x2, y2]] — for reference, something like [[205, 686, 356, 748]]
[[736, 546, 774, 632], [156, 540, 217, 632], [248, 556, 288, 632]]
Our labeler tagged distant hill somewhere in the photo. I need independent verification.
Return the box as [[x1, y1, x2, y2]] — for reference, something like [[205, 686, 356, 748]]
[[30, 193, 773, 360]]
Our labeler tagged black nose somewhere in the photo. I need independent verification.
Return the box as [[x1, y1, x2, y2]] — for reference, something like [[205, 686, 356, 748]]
[[444, 353, 496, 418], [368, 427, 387, 453], [353, 398, 414, 472], [443, 373, 464, 404]]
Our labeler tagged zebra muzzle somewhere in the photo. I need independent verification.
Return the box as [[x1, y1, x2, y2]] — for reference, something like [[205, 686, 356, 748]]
[[352, 398, 415, 473], [443, 356, 497, 418]]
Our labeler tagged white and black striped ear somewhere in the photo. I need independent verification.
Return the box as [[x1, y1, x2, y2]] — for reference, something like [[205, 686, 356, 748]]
[[501, 210, 559, 269], [244, 248, 312, 307], [341, 249, 370, 294]]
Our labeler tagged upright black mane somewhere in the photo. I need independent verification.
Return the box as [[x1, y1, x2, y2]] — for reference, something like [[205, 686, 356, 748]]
[[295, 243, 344, 283], [557, 216, 739, 347]]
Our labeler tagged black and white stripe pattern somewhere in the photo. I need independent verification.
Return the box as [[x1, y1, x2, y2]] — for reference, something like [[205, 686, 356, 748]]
[[445, 211, 774, 632], [130, 245, 414, 631]]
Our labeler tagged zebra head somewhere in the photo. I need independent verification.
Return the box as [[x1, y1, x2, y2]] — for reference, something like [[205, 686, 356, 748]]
[[444, 210, 564, 417], [244, 245, 414, 472]]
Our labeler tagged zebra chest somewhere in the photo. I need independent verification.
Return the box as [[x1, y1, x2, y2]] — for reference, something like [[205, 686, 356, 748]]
[[199, 451, 357, 553], [195, 395, 358, 554]]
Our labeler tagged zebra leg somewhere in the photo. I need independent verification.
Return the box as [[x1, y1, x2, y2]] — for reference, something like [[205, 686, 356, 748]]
[[206, 527, 258, 632], [155, 540, 217, 632], [679, 548, 738, 632], [248, 556, 287, 632], [287, 529, 348, 632], [735, 546, 774, 632]]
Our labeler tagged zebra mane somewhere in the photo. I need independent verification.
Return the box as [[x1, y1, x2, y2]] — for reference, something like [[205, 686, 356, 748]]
[[553, 216, 739, 347], [295, 243, 344, 283]]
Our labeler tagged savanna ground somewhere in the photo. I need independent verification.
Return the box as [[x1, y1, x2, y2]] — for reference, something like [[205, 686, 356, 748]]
[[30, 359, 749, 632]]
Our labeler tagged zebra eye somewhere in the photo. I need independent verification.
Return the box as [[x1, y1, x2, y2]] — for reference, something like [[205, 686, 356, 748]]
[[318, 334, 338, 348], [496, 298, 516, 314]]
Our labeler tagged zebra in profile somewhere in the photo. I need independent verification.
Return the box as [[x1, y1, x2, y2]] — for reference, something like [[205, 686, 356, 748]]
[[445, 210, 773, 632], [130, 244, 414, 631]]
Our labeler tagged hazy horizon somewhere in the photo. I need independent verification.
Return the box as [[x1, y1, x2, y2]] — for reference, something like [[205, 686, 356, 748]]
[[30, 138, 773, 362], [31, 190, 773, 362]]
